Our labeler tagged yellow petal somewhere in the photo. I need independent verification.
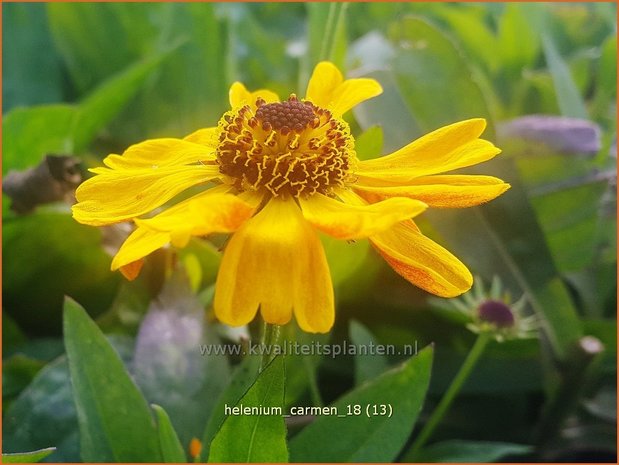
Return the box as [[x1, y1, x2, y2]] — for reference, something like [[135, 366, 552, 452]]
[[299, 191, 427, 240], [137, 191, 255, 237], [371, 221, 472, 297], [111, 191, 254, 273], [354, 175, 511, 208], [183, 127, 219, 148], [111, 227, 170, 272], [214, 199, 334, 332], [356, 119, 500, 181], [305, 61, 382, 115], [101, 138, 215, 170], [229, 81, 279, 109], [306, 62, 344, 105], [73, 165, 219, 226]]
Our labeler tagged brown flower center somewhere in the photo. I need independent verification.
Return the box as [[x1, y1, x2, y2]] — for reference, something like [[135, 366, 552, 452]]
[[215, 95, 355, 198], [478, 300, 515, 328], [255, 99, 318, 132]]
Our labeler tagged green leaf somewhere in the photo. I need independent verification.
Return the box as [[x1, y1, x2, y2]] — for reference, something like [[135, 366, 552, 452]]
[[72, 51, 175, 152], [3, 53, 169, 175], [49, 3, 228, 140], [2, 447, 57, 463], [2, 105, 77, 174], [3, 211, 118, 335], [289, 346, 433, 462], [3, 3, 63, 112], [208, 357, 288, 463], [47, 3, 158, 93], [388, 16, 493, 135], [152, 404, 187, 463], [349, 320, 389, 386], [63, 298, 162, 462], [598, 35, 617, 100], [433, 6, 498, 74], [542, 33, 588, 119], [355, 125, 384, 161], [530, 180, 610, 272], [2, 355, 46, 401], [200, 355, 262, 460], [2, 313, 27, 353], [412, 439, 532, 462], [3, 336, 134, 462], [497, 4, 540, 78], [282, 324, 328, 407]]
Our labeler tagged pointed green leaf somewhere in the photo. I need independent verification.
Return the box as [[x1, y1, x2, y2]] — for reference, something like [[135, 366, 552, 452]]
[[350, 320, 389, 386], [152, 404, 187, 463], [200, 355, 262, 460], [411, 439, 533, 462], [3, 51, 170, 175], [289, 347, 433, 462], [63, 298, 162, 462], [542, 33, 588, 119], [497, 4, 540, 78], [2, 447, 56, 463], [3, 336, 134, 462], [388, 16, 493, 135], [72, 50, 176, 152], [208, 357, 287, 463], [3, 3, 63, 112], [49, 3, 227, 139], [3, 105, 77, 174]]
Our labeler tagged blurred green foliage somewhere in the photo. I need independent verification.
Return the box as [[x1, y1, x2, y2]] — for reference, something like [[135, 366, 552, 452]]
[[3, 2, 616, 463]]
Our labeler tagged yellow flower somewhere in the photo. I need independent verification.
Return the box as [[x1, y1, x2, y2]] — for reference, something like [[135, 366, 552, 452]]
[[72, 62, 509, 333]]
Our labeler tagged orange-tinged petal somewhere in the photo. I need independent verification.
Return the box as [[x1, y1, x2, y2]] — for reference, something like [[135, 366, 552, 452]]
[[305, 61, 382, 115], [214, 199, 334, 333], [371, 221, 472, 297], [111, 191, 254, 273], [354, 175, 511, 208], [73, 165, 219, 226], [183, 127, 219, 148], [101, 138, 215, 170], [356, 119, 500, 181], [229, 81, 279, 109], [119, 260, 144, 281], [299, 191, 427, 240]]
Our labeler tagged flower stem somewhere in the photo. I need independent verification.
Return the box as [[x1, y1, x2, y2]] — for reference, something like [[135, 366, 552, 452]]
[[259, 321, 281, 373], [409, 331, 491, 457]]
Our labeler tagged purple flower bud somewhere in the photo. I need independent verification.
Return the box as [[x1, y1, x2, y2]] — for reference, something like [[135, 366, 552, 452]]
[[498, 115, 601, 155], [478, 300, 515, 328]]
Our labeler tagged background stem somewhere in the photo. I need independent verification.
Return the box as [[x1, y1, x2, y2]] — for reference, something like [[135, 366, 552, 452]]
[[409, 331, 491, 458]]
